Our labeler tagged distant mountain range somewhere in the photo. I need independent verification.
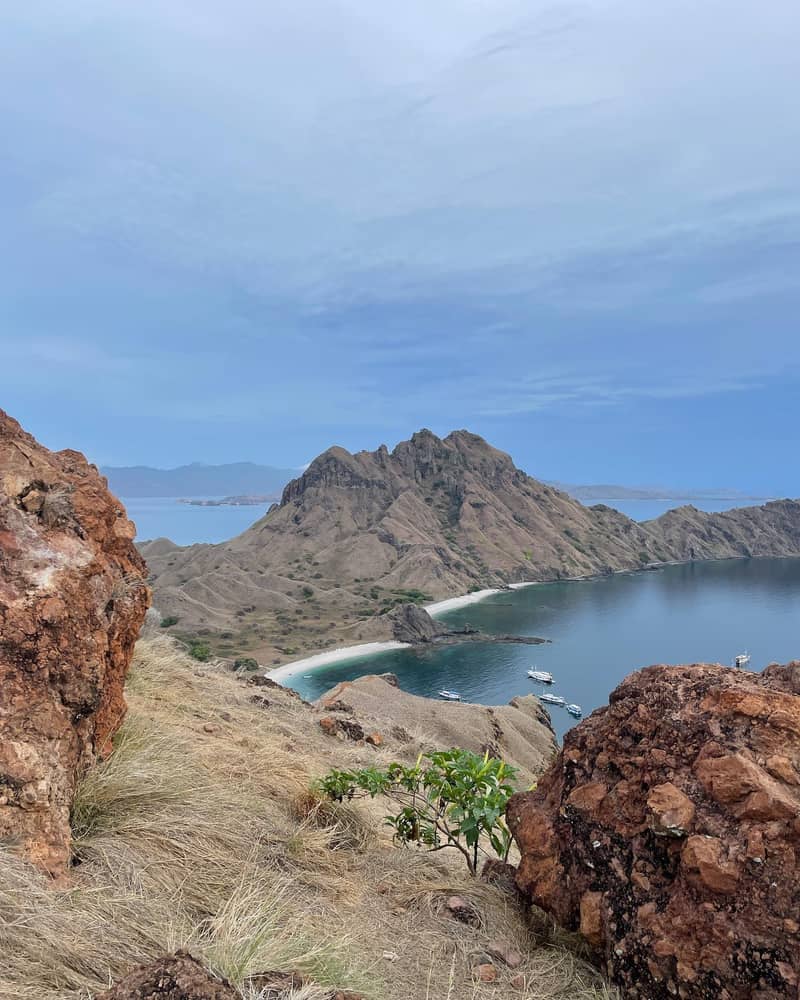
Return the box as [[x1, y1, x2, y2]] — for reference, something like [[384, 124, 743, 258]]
[[141, 429, 800, 663], [102, 461, 297, 498], [105, 459, 770, 504]]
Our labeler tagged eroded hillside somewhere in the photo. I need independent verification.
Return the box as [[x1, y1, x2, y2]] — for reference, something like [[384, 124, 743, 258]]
[[142, 429, 800, 663]]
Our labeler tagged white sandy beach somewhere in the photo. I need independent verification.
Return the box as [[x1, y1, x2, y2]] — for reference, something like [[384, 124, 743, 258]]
[[267, 581, 541, 687], [267, 640, 410, 684]]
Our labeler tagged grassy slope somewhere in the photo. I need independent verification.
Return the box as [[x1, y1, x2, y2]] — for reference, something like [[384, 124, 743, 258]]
[[0, 637, 614, 1000]]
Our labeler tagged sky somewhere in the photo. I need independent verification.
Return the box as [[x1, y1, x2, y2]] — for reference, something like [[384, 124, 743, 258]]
[[2, 0, 799, 493]]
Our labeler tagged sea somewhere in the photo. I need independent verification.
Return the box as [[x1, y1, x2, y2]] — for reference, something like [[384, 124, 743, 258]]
[[290, 557, 800, 741], [128, 495, 799, 743]]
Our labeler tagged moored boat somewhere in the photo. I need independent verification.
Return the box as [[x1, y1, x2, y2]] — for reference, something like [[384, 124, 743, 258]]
[[734, 651, 751, 669], [527, 669, 554, 683], [540, 693, 566, 706], [438, 689, 462, 701], [566, 703, 583, 717]]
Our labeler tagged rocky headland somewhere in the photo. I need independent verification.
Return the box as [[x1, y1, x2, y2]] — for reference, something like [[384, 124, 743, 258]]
[[141, 428, 800, 665]]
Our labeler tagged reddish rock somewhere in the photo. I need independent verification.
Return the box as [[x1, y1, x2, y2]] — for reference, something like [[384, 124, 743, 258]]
[[96, 950, 236, 998], [471, 963, 497, 983], [445, 894, 481, 927], [0, 410, 149, 877], [647, 781, 695, 836], [487, 939, 523, 969], [365, 731, 383, 747], [507, 662, 800, 999], [318, 716, 340, 736]]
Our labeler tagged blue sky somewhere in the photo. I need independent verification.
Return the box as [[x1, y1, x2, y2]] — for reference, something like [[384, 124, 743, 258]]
[[2, 1, 799, 493]]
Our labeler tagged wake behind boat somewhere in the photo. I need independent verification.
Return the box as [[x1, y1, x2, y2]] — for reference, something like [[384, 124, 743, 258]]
[[527, 668, 554, 683]]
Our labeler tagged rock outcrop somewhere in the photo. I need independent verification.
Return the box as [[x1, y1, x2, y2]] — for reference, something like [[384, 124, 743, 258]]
[[507, 662, 800, 999], [0, 409, 149, 877], [388, 602, 450, 643], [96, 951, 237, 999]]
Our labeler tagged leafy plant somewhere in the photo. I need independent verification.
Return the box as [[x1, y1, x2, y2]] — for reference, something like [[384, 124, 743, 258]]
[[234, 657, 260, 672], [159, 615, 179, 628], [317, 749, 517, 875], [188, 640, 211, 662]]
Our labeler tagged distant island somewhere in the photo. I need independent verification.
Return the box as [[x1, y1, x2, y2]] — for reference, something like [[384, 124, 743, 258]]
[[550, 482, 771, 502], [178, 494, 278, 507]]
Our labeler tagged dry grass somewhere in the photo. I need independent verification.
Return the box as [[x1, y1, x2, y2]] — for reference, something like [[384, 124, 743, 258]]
[[0, 635, 614, 1000]]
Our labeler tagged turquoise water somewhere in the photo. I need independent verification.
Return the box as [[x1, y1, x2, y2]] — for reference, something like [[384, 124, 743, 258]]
[[289, 558, 800, 741]]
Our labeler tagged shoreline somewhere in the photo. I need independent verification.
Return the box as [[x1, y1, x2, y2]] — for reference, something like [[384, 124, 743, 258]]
[[267, 640, 410, 684], [268, 581, 542, 686]]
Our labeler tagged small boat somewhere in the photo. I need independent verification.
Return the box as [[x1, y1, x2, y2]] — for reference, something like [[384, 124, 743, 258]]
[[540, 693, 566, 706], [734, 651, 751, 669], [438, 689, 462, 701], [527, 669, 554, 684], [566, 704, 583, 718]]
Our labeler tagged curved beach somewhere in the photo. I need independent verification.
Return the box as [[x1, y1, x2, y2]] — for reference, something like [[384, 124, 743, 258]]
[[267, 582, 540, 685]]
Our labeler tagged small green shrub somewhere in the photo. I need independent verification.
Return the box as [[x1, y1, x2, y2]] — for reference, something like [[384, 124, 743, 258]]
[[159, 616, 179, 628], [188, 641, 211, 662], [234, 657, 259, 672], [317, 749, 517, 875], [302, 586, 314, 598]]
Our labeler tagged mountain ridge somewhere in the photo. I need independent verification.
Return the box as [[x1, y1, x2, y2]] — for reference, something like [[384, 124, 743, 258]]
[[141, 429, 800, 663]]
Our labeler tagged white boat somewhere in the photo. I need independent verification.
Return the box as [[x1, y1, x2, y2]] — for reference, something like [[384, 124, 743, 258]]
[[438, 689, 462, 701], [566, 704, 583, 718], [734, 651, 751, 669], [540, 693, 566, 706], [527, 669, 554, 684]]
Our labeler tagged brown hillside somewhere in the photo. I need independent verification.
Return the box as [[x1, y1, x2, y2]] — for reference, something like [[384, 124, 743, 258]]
[[142, 430, 800, 663]]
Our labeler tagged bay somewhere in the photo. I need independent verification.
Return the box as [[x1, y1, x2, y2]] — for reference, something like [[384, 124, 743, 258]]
[[289, 558, 800, 741], [124, 497, 269, 545]]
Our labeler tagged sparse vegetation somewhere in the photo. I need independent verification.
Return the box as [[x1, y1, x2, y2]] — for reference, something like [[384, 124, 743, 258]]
[[159, 615, 179, 628], [318, 750, 518, 876], [233, 657, 260, 672], [188, 640, 211, 661]]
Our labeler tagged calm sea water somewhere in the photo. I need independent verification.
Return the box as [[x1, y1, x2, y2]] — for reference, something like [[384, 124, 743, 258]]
[[289, 558, 800, 741], [124, 497, 269, 545]]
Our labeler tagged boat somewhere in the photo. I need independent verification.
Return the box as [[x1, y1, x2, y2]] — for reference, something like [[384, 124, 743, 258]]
[[566, 704, 583, 718], [734, 651, 751, 669], [527, 669, 554, 684], [438, 689, 462, 701], [540, 693, 566, 706]]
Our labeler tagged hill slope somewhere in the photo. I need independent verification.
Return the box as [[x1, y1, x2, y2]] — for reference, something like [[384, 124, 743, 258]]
[[141, 429, 800, 662]]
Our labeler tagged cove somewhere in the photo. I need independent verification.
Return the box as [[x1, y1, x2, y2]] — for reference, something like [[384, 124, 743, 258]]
[[288, 558, 800, 741]]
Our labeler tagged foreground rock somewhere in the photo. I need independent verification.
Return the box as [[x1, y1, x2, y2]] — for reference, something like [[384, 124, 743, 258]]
[[507, 662, 800, 999], [0, 409, 149, 877], [317, 674, 556, 784], [96, 951, 236, 999]]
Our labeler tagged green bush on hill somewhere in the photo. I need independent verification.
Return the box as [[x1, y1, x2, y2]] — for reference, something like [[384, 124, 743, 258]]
[[318, 749, 518, 876]]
